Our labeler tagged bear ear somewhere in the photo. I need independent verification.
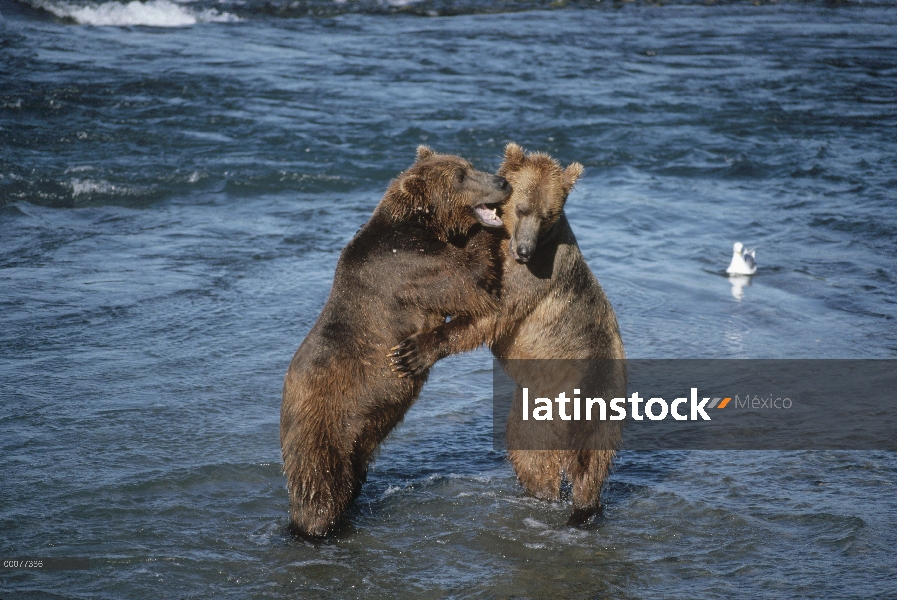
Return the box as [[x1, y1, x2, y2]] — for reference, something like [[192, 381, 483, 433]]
[[400, 174, 427, 201], [499, 143, 526, 175], [562, 162, 584, 195], [416, 146, 435, 162]]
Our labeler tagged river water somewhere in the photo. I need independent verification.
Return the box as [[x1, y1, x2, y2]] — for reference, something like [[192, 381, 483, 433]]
[[1, 0, 895, 597]]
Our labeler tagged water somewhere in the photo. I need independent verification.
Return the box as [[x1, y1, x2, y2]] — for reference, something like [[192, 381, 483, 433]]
[[2, 0, 896, 597]]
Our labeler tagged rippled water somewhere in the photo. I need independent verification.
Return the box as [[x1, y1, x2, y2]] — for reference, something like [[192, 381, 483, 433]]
[[2, 1, 896, 597]]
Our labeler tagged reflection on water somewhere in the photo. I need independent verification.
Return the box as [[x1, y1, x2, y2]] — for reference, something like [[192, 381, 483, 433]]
[[729, 273, 753, 301]]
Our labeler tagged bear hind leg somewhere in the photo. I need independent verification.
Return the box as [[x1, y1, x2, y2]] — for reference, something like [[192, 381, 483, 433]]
[[285, 445, 363, 538], [508, 449, 563, 502], [564, 449, 615, 527]]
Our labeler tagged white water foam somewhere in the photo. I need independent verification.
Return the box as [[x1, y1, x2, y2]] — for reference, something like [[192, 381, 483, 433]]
[[68, 178, 135, 196], [64, 165, 95, 174], [32, 0, 239, 27]]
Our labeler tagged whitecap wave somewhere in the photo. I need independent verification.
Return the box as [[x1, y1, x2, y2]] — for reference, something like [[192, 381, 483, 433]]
[[32, 0, 239, 27], [64, 165, 95, 174], [380, 484, 404, 499], [68, 178, 132, 196]]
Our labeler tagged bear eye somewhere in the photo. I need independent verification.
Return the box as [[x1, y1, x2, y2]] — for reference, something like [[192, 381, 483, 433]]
[[456, 170, 466, 184]]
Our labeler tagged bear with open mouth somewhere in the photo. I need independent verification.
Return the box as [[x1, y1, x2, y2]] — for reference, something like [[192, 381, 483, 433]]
[[281, 146, 510, 537]]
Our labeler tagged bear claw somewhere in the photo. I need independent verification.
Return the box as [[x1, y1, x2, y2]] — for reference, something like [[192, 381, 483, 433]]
[[388, 338, 428, 377]]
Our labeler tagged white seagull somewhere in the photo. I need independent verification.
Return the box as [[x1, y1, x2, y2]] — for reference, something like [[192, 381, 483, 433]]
[[726, 242, 757, 275]]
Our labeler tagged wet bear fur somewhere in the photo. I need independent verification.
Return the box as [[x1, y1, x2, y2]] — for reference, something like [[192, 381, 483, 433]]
[[281, 146, 509, 537]]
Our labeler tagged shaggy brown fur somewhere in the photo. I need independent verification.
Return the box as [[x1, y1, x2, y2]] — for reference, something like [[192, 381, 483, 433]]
[[391, 143, 625, 525], [280, 146, 510, 537]]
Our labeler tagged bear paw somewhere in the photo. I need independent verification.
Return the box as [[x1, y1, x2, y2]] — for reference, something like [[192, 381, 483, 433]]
[[566, 504, 602, 528], [388, 335, 431, 377]]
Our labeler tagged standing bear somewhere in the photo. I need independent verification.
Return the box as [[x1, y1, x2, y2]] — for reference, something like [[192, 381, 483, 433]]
[[392, 143, 625, 526], [281, 146, 510, 537]]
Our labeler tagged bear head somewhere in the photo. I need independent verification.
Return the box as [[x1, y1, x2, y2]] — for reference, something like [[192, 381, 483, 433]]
[[380, 146, 511, 241], [497, 142, 583, 263]]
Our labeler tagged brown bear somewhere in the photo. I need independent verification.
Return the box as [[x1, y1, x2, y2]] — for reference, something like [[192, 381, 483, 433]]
[[280, 146, 510, 537], [391, 143, 625, 526]]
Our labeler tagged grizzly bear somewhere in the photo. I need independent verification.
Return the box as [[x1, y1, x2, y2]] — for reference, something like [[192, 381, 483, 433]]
[[391, 143, 625, 526], [281, 146, 510, 537]]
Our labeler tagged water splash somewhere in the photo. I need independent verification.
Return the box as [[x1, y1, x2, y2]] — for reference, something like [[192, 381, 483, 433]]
[[29, 0, 239, 26]]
